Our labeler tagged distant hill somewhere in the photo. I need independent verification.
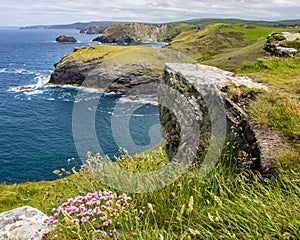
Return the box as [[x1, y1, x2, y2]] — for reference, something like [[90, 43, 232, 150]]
[[20, 21, 130, 30], [20, 18, 300, 31], [175, 18, 300, 28]]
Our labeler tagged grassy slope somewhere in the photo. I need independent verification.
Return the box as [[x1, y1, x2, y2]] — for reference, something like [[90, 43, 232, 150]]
[[237, 57, 300, 148], [58, 45, 194, 72], [177, 18, 300, 27], [58, 45, 145, 65], [167, 23, 296, 70], [1, 144, 299, 239]]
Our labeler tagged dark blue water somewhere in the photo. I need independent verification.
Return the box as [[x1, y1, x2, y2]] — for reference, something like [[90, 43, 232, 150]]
[[0, 28, 162, 184]]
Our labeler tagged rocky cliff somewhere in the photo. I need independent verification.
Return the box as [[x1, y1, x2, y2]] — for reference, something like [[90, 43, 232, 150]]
[[159, 63, 278, 177], [47, 45, 165, 95], [93, 23, 170, 44]]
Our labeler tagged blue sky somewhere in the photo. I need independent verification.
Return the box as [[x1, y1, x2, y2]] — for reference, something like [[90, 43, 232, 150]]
[[0, 0, 299, 26]]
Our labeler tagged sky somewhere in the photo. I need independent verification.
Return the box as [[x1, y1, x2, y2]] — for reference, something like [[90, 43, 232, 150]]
[[0, 0, 300, 26]]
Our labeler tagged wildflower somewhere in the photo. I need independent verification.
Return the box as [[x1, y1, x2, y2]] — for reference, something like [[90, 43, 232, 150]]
[[48, 190, 135, 231], [103, 220, 112, 227]]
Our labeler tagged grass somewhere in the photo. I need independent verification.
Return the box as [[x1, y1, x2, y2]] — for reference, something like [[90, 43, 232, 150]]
[[167, 23, 297, 70], [249, 93, 300, 148], [167, 23, 247, 62], [237, 57, 300, 148], [59, 45, 145, 65], [219, 25, 294, 40], [58, 45, 195, 75], [202, 38, 266, 71], [157, 23, 196, 41], [1, 141, 299, 239]]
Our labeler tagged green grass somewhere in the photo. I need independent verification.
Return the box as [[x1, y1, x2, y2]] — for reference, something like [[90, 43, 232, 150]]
[[202, 38, 266, 71], [167, 23, 297, 70], [59, 45, 145, 65], [1, 142, 299, 240], [238, 57, 300, 93], [157, 23, 196, 41], [219, 25, 294, 40], [249, 93, 300, 148], [237, 57, 300, 149], [167, 23, 248, 62]]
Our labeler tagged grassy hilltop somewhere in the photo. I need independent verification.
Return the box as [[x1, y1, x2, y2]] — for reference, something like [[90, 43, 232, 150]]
[[1, 22, 300, 239]]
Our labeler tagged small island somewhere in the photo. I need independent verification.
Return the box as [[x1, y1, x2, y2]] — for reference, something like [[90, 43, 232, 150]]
[[55, 35, 77, 43]]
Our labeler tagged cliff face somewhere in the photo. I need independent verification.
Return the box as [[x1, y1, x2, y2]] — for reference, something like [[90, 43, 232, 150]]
[[93, 23, 170, 44], [159, 63, 277, 177], [47, 46, 163, 95]]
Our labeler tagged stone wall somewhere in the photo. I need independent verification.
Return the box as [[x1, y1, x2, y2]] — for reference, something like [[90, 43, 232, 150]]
[[159, 63, 277, 177]]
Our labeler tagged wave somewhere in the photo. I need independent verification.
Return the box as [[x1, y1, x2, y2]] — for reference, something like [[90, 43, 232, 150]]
[[0, 68, 36, 75], [118, 96, 158, 106], [24, 90, 44, 95], [8, 71, 51, 93]]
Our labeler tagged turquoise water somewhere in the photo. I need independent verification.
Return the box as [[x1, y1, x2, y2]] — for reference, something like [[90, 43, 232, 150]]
[[0, 28, 162, 183]]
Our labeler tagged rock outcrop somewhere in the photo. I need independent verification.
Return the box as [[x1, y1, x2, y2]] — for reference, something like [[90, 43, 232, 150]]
[[264, 32, 299, 57], [159, 63, 278, 177], [47, 46, 164, 95], [0, 206, 54, 240], [93, 23, 169, 44], [55, 35, 77, 43]]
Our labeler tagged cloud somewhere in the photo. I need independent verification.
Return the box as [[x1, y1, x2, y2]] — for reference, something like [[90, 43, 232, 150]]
[[0, 0, 299, 26]]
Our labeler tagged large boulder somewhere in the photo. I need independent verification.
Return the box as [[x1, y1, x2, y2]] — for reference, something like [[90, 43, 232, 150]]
[[55, 35, 77, 43], [0, 206, 54, 240]]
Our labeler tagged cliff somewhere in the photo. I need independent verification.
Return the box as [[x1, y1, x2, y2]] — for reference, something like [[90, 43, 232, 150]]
[[47, 45, 165, 95], [159, 63, 278, 177], [92, 23, 170, 44]]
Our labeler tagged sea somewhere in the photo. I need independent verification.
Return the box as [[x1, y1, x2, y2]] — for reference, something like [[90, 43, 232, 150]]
[[0, 28, 162, 184]]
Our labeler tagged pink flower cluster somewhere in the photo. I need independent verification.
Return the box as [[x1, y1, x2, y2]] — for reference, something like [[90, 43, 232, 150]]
[[47, 191, 132, 230], [231, 115, 245, 137]]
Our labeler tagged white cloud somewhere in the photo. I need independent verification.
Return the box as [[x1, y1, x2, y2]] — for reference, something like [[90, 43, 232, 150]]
[[0, 0, 299, 26]]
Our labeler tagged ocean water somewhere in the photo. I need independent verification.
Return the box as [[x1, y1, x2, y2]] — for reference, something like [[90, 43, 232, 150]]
[[0, 28, 162, 184]]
